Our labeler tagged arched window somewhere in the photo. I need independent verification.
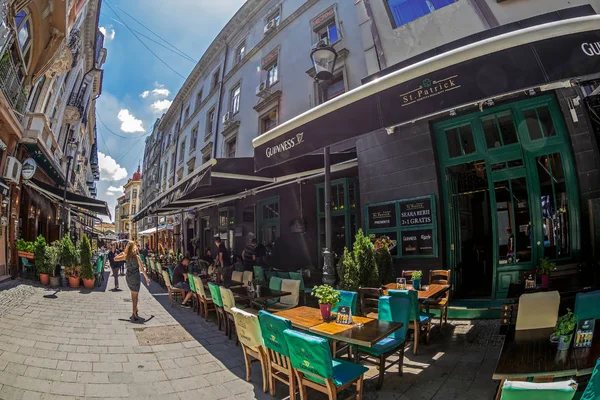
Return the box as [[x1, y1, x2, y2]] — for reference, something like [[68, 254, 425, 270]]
[[14, 9, 33, 68]]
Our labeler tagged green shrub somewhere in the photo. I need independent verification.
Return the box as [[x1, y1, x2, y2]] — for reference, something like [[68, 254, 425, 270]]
[[33, 235, 47, 273], [354, 229, 379, 288], [375, 240, 394, 285], [16, 238, 34, 253], [45, 245, 60, 277], [311, 284, 341, 307], [338, 247, 360, 291], [555, 308, 576, 336], [80, 235, 94, 280], [60, 236, 77, 268], [412, 270, 423, 280]]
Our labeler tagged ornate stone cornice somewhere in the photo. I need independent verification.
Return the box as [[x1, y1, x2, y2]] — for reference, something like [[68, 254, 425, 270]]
[[253, 90, 282, 113], [63, 105, 81, 124], [45, 42, 73, 77], [220, 120, 240, 137]]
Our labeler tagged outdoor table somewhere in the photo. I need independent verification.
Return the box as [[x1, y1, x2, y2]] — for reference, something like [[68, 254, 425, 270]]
[[382, 283, 450, 313], [572, 319, 600, 376], [493, 327, 579, 380], [202, 280, 244, 289], [275, 306, 403, 361], [229, 285, 292, 310]]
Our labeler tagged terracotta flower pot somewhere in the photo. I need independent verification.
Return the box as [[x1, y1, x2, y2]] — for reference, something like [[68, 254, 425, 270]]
[[49, 276, 60, 287], [68, 277, 80, 288], [319, 303, 332, 320], [39, 273, 50, 286], [82, 278, 95, 290]]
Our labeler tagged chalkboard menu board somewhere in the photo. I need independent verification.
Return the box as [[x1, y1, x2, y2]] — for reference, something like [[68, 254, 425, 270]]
[[367, 203, 396, 230], [401, 229, 434, 256], [400, 198, 433, 226]]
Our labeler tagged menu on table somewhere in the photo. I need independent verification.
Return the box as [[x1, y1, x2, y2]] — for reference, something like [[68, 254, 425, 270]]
[[336, 306, 353, 325], [574, 318, 595, 348]]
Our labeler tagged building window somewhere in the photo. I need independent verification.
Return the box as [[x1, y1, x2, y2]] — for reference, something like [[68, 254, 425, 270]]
[[15, 9, 32, 67], [212, 68, 220, 90], [231, 85, 241, 114], [179, 139, 186, 164], [170, 153, 175, 171], [184, 105, 190, 121], [319, 73, 346, 103], [386, 0, 455, 28], [132, 189, 137, 198], [261, 108, 278, 133], [190, 124, 198, 152], [266, 9, 281, 30], [195, 89, 203, 110], [175, 119, 181, 133], [206, 107, 216, 137], [266, 62, 278, 87], [132, 205, 136, 215], [225, 138, 236, 158], [317, 20, 338, 43], [202, 151, 211, 164], [187, 158, 195, 174], [235, 41, 246, 64]]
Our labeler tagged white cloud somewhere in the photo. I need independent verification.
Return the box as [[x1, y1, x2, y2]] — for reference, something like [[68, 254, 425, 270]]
[[105, 191, 115, 196], [99, 26, 116, 40], [107, 185, 124, 193], [150, 99, 172, 113], [140, 90, 150, 98], [117, 109, 145, 133], [140, 84, 170, 99], [98, 152, 128, 181]]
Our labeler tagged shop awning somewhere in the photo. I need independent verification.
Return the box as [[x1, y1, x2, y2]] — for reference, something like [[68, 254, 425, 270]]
[[133, 154, 355, 222], [138, 225, 173, 236], [26, 178, 111, 217], [252, 14, 600, 171], [23, 143, 66, 186]]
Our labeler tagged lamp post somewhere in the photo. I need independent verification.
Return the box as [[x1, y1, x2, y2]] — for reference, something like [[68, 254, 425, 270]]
[[310, 41, 338, 286], [61, 140, 78, 238]]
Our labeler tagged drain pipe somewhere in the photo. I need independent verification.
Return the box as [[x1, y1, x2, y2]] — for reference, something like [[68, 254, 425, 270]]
[[212, 42, 229, 159]]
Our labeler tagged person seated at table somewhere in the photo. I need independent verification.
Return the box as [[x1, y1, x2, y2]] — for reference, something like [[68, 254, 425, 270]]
[[172, 257, 194, 308], [233, 255, 244, 272], [201, 248, 214, 265]]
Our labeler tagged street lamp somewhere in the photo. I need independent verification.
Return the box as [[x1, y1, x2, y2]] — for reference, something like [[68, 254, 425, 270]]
[[61, 140, 78, 237], [310, 40, 338, 286]]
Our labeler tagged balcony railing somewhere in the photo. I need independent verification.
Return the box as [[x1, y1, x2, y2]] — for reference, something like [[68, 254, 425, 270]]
[[0, 47, 27, 118]]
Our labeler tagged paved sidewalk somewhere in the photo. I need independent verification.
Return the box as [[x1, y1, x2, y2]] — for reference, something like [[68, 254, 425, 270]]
[[0, 270, 501, 399]]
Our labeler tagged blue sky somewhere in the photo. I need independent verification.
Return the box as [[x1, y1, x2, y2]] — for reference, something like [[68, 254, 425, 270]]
[[95, 0, 246, 221]]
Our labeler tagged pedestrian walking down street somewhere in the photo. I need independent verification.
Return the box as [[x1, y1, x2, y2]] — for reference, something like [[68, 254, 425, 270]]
[[107, 242, 121, 290], [119, 242, 126, 275], [114, 241, 151, 321]]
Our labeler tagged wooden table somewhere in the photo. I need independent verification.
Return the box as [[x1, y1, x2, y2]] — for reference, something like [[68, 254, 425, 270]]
[[230, 286, 292, 310], [275, 306, 403, 360], [493, 327, 579, 380], [382, 283, 450, 313]]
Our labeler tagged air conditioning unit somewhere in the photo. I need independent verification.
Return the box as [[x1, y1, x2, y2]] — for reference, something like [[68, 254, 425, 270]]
[[312, 37, 330, 50], [255, 80, 270, 98], [3, 157, 21, 184], [264, 19, 276, 34], [222, 111, 232, 125]]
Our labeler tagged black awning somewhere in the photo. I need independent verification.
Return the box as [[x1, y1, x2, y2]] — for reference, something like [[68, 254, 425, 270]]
[[133, 153, 357, 222], [252, 15, 600, 171], [27, 178, 111, 217], [24, 144, 66, 186]]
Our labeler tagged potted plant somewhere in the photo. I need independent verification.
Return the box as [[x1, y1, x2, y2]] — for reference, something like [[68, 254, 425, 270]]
[[61, 236, 80, 288], [33, 235, 49, 285], [538, 257, 555, 289], [412, 270, 423, 290], [80, 235, 95, 289], [47, 242, 61, 287], [312, 284, 341, 320], [16, 238, 34, 259], [554, 308, 576, 351]]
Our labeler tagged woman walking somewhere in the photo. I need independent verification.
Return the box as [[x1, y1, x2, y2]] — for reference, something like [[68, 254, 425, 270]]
[[115, 241, 150, 321]]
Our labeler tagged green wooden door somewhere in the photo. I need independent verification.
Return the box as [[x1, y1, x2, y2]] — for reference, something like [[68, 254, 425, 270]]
[[435, 94, 580, 300]]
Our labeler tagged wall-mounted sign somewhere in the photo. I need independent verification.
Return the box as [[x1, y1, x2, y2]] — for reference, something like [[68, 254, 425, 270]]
[[367, 203, 396, 230], [21, 158, 37, 181], [401, 229, 434, 256], [290, 218, 306, 234], [243, 207, 255, 223], [400, 198, 432, 226], [234, 226, 243, 237]]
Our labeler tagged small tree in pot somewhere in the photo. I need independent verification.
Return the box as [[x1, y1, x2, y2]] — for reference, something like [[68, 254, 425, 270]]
[[46, 243, 61, 287], [312, 284, 341, 320], [538, 257, 555, 289], [80, 235, 95, 289], [554, 308, 576, 351], [354, 229, 379, 288], [411, 270, 423, 290], [33, 235, 49, 285], [61, 236, 80, 288]]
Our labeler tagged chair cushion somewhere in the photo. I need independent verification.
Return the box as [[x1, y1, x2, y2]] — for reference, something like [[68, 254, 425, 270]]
[[516, 291, 560, 331], [331, 358, 369, 387], [500, 380, 576, 400], [419, 312, 434, 323], [575, 290, 600, 322], [279, 279, 300, 306], [581, 359, 600, 400], [231, 307, 263, 351], [358, 336, 404, 356], [258, 311, 292, 356]]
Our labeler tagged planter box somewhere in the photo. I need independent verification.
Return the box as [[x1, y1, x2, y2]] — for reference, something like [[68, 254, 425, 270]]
[[17, 251, 34, 259]]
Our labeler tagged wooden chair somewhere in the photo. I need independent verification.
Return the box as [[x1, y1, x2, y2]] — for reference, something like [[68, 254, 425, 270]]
[[232, 271, 244, 286], [288, 272, 307, 305], [428, 269, 451, 325], [388, 289, 432, 355], [402, 270, 415, 281], [358, 287, 383, 316], [187, 273, 199, 313], [357, 295, 410, 389], [516, 291, 560, 331], [258, 311, 297, 400], [283, 328, 368, 400], [193, 276, 214, 318], [266, 279, 300, 312], [162, 270, 185, 307], [242, 271, 253, 287], [208, 282, 226, 332], [156, 262, 165, 288], [220, 286, 250, 343], [231, 307, 269, 393]]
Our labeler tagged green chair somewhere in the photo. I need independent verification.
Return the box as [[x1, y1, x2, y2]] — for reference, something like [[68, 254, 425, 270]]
[[95, 257, 104, 287], [499, 379, 577, 399], [388, 289, 433, 354], [220, 286, 249, 342], [283, 329, 368, 399], [265, 270, 276, 282], [357, 295, 411, 389], [253, 266, 266, 283], [208, 282, 226, 332], [277, 271, 290, 279], [581, 358, 600, 400], [194, 276, 215, 319], [288, 272, 308, 304], [575, 290, 600, 321], [21, 257, 35, 279], [187, 273, 198, 312], [254, 276, 282, 309], [332, 290, 358, 316], [258, 311, 296, 399]]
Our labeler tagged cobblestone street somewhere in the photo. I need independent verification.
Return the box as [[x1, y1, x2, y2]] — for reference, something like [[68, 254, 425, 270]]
[[0, 270, 502, 399]]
